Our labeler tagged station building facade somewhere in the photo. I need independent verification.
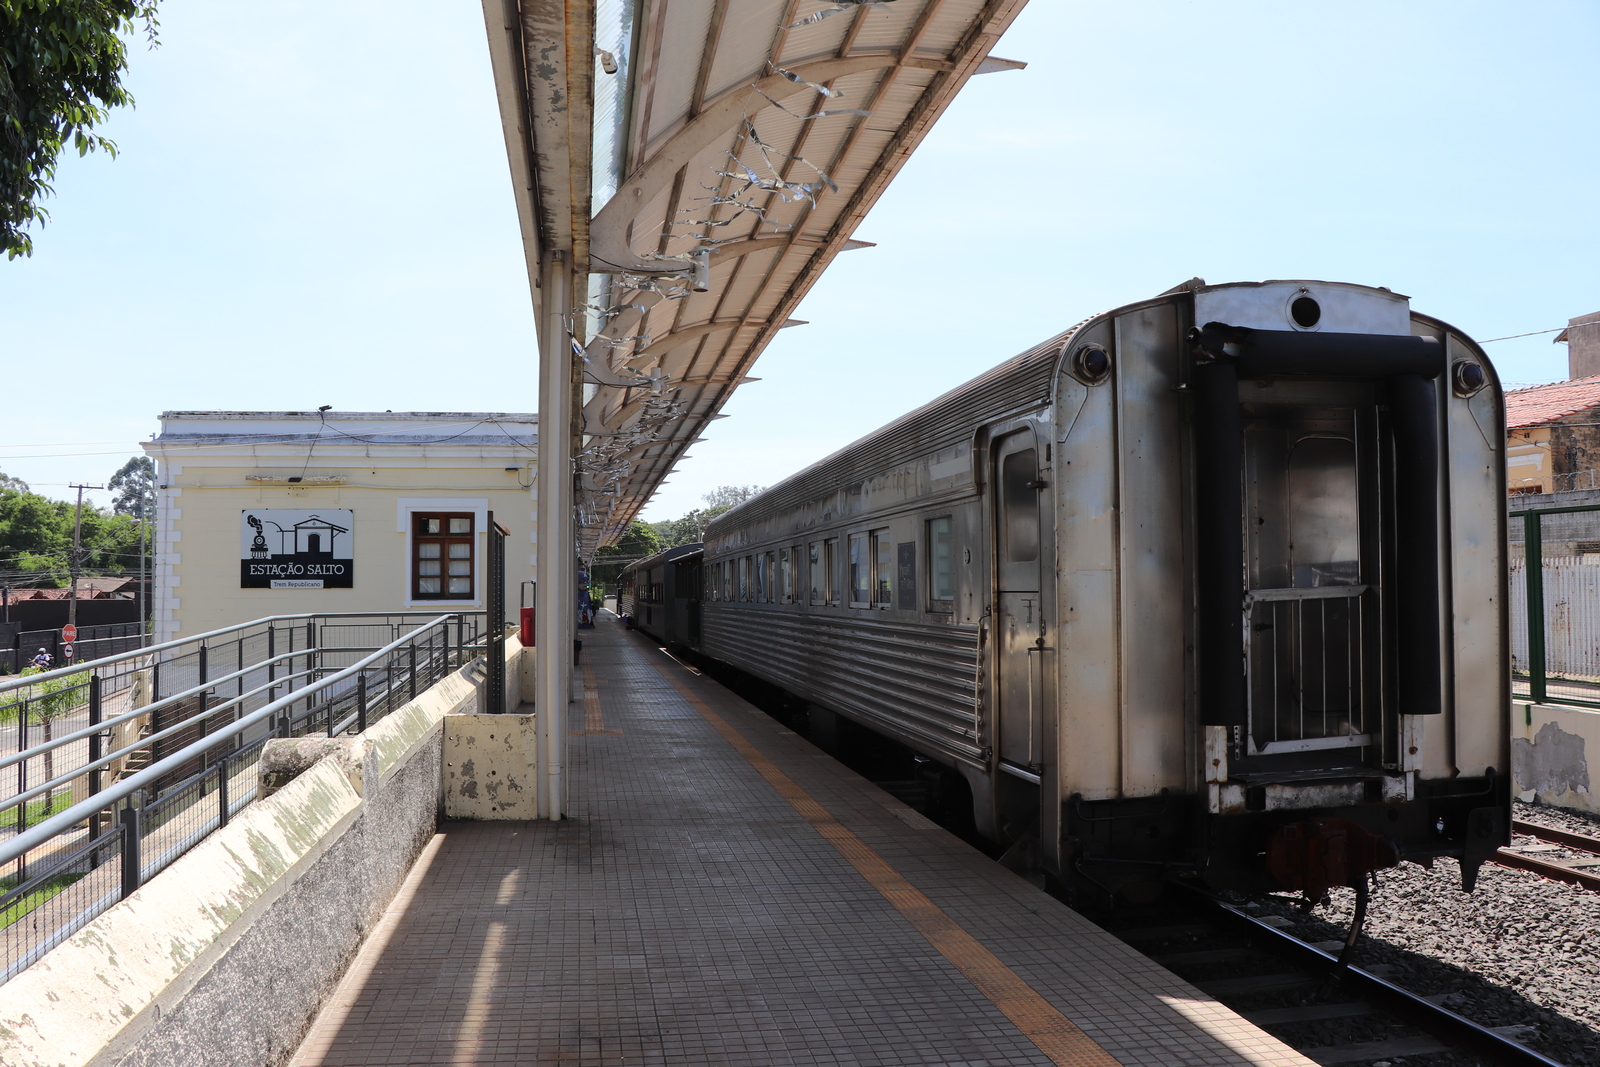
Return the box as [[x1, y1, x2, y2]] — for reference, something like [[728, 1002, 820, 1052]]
[[142, 412, 537, 641]]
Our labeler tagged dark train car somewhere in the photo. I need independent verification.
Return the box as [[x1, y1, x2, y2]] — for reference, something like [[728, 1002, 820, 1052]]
[[696, 279, 1509, 902], [618, 544, 703, 649]]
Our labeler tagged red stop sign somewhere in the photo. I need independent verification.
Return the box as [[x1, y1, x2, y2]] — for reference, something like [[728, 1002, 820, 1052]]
[[61, 624, 77, 642]]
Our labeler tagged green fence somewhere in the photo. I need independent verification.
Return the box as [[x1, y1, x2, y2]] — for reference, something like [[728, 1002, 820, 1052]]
[[1510, 501, 1600, 708]]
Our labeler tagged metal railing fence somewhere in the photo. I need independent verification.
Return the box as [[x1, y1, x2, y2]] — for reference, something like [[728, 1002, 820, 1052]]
[[0, 611, 487, 985], [1, 621, 147, 676], [1511, 503, 1600, 707]]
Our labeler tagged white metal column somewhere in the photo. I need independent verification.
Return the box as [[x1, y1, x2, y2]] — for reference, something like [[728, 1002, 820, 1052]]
[[535, 250, 574, 820]]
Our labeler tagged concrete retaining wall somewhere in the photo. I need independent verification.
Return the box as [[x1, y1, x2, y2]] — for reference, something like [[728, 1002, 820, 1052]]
[[0, 642, 525, 1067], [1512, 698, 1599, 814]]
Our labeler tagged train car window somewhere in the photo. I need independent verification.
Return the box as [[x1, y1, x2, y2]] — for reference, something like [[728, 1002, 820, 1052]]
[[778, 548, 792, 603], [928, 517, 955, 607], [871, 528, 892, 606], [824, 538, 839, 604], [739, 557, 751, 601], [849, 534, 870, 606], [756, 553, 768, 602], [1001, 448, 1041, 563], [764, 551, 777, 602], [808, 542, 823, 604], [413, 512, 474, 599]]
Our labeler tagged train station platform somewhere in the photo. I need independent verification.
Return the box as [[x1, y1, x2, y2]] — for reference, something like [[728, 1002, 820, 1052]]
[[289, 617, 1312, 1067]]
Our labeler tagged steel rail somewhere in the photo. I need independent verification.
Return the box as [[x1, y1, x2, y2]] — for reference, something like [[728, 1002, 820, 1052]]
[[1179, 886, 1565, 1067], [0, 614, 468, 868], [1511, 817, 1600, 854], [0, 610, 465, 694], [1493, 819, 1600, 892]]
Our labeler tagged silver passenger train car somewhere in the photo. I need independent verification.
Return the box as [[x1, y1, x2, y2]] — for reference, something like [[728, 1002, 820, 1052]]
[[691, 279, 1509, 900]]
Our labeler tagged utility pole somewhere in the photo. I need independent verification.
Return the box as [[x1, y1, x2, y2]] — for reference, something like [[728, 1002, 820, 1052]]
[[139, 503, 148, 643], [66, 484, 102, 660]]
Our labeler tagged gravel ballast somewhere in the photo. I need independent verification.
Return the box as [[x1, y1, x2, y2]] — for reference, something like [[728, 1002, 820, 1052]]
[[1242, 800, 1600, 1066]]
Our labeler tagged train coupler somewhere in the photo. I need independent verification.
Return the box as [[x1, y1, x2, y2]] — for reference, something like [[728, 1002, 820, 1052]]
[[1265, 817, 1400, 904]]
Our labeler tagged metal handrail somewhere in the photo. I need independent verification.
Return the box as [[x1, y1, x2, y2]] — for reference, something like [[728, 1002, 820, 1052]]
[[0, 610, 466, 695], [1, 666, 320, 814], [1245, 584, 1369, 603], [0, 613, 472, 867], [0, 638, 438, 772], [0, 648, 315, 772]]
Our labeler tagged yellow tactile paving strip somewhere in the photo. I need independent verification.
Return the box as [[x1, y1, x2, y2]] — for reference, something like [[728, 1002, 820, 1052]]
[[650, 658, 1123, 1067]]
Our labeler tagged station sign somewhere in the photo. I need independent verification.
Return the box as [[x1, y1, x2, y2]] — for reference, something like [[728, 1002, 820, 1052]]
[[241, 510, 355, 589]]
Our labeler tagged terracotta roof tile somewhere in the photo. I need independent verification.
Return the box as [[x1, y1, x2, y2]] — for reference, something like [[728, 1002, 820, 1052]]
[[1506, 375, 1600, 429]]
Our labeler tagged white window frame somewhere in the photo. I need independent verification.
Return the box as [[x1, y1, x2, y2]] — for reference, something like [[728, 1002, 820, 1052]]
[[398, 498, 489, 607]]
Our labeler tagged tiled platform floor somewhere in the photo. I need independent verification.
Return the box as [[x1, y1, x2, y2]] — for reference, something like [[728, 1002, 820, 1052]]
[[290, 617, 1311, 1067]]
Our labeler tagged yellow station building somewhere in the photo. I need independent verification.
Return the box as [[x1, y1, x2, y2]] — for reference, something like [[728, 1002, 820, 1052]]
[[142, 411, 537, 641]]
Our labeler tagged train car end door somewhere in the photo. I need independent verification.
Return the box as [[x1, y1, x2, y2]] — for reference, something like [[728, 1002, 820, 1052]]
[[994, 430, 1046, 776]]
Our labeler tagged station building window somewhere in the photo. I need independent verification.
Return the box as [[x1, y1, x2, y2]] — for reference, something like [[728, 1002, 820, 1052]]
[[849, 534, 870, 607], [413, 513, 473, 599], [871, 528, 892, 607], [928, 516, 955, 609]]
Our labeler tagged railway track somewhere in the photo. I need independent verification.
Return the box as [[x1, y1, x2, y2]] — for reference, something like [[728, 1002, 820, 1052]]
[[1096, 884, 1565, 1066], [1493, 820, 1600, 893]]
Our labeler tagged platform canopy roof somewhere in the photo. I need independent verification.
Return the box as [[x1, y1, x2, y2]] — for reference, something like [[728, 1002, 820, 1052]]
[[482, 0, 1027, 550]]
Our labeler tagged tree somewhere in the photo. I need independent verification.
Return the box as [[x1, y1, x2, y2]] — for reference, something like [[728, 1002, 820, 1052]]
[[650, 485, 766, 549], [0, 470, 26, 491], [1, 1, 161, 258], [107, 455, 153, 518], [701, 484, 763, 510], [589, 521, 661, 590], [0, 485, 141, 585]]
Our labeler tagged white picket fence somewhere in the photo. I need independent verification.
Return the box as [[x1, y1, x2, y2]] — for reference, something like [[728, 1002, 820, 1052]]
[[1510, 558, 1600, 682]]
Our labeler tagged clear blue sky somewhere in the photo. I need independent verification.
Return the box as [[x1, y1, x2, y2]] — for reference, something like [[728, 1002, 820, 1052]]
[[3, 1, 1596, 520]]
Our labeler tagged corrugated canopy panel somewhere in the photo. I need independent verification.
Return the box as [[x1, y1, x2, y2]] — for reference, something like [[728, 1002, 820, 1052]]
[[501, 0, 1029, 551]]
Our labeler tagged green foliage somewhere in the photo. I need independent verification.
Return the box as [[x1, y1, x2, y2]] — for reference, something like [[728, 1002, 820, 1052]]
[[589, 520, 661, 588], [0, 484, 142, 584], [107, 455, 152, 517], [650, 506, 727, 549], [4, 666, 88, 723], [1, 0, 160, 258], [700, 484, 763, 510], [0, 470, 26, 491], [0, 871, 83, 929], [648, 485, 765, 550]]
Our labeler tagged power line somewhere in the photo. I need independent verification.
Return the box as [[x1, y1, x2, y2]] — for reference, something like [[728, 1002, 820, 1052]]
[[1480, 322, 1600, 344]]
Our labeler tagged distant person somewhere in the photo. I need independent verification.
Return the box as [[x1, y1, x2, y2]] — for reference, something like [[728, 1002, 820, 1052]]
[[29, 647, 52, 670]]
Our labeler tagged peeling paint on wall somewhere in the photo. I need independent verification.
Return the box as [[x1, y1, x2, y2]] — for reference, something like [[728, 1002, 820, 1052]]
[[1513, 719, 1592, 802]]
